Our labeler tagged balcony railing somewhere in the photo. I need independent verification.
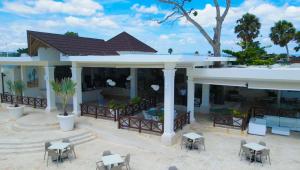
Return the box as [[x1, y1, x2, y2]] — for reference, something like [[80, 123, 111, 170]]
[[0, 93, 47, 109]]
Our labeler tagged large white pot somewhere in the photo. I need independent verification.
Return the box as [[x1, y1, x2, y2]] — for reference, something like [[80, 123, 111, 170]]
[[7, 105, 25, 119], [57, 114, 75, 131]]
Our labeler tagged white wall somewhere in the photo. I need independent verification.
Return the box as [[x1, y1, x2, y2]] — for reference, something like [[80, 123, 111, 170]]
[[38, 47, 60, 61]]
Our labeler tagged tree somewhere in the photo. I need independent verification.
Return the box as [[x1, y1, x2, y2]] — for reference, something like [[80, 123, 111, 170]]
[[269, 20, 296, 61], [295, 31, 300, 52], [168, 48, 173, 54], [158, 0, 231, 58], [51, 78, 76, 116], [17, 48, 28, 55], [64, 31, 79, 37], [223, 42, 274, 65], [234, 13, 261, 49]]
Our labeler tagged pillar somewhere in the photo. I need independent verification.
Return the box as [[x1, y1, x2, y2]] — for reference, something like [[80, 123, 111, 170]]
[[130, 68, 137, 99], [277, 90, 281, 105], [45, 66, 57, 112], [0, 65, 2, 95], [187, 78, 195, 122], [161, 64, 176, 145], [72, 64, 82, 116], [200, 84, 210, 114], [20, 65, 26, 96]]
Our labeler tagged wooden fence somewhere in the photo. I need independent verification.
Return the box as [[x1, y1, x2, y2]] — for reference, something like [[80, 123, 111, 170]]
[[174, 112, 190, 131], [0, 93, 47, 109], [212, 112, 250, 131], [118, 112, 190, 135], [80, 97, 156, 121], [80, 103, 117, 121]]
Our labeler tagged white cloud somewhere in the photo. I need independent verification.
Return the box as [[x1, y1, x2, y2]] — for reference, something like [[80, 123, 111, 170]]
[[131, 4, 160, 14], [159, 34, 176, 40], [2, 0, 103, 16], [65, 16, 119, 28]]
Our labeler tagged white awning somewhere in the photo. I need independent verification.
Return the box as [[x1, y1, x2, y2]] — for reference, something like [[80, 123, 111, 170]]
[[195, 79, 247, 87], [248, 81, 300, 91]]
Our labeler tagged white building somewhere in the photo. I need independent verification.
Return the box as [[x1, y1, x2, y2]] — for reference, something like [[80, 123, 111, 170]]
[[1, 30, 300, 145]]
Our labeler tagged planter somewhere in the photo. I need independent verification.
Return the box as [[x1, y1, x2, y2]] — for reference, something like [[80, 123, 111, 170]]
[[57, 114, 75, 131], [233, 117, 243, 127], [7, 105, 25, 119]]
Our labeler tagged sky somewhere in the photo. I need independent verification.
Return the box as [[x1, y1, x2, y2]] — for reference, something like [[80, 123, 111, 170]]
[[0, 0, 299, 55]]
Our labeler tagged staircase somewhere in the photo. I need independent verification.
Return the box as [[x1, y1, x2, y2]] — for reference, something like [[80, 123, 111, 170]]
[[0, 131, 96, 154]]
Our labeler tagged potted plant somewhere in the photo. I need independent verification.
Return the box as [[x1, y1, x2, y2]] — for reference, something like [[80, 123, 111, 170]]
[[232, 109, 246, 127], [108, 100, 117, 115], [130, 97, 141, 105], [6, 80, 26, 119], [51, 78, 76, 131]]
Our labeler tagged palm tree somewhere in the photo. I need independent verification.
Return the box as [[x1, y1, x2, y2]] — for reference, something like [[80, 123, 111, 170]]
[[234, 13, 261, 49], [269, 20, 296, 61], [51, 78, 76, 116], [6, 80, 25, 107]]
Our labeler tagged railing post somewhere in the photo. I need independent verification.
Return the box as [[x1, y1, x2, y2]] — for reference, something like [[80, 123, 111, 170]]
[[33, 98, 37, 108], [95, 106, 98, 119], [0, 93, 2, 103], [138, 119, 142, 133], [118, 116, 121, 129], [10, 95, 13, 104], [114, 109, 117, 122]]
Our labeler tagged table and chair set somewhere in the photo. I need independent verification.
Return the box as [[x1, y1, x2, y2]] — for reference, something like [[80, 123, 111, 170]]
[[44, 138, 76, 167], [181, 132, 205, 152], [239, 139, 271, 166], [96, 150, 130, 170]]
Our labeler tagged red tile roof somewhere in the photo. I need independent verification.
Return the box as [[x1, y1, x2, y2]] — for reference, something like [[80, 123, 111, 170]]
[[107, 32, 157, 53], [27, 31, 119, 56]]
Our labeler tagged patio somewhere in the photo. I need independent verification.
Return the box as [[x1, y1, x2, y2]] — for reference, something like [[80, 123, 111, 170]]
[[0, 107, 300, 170]]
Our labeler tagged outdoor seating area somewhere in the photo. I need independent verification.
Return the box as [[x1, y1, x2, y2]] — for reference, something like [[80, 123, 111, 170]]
[[44, 139, 76, 167], [239, 140, 271, 166], [181, 132, 205, 152], [96, 151, 130, 170]]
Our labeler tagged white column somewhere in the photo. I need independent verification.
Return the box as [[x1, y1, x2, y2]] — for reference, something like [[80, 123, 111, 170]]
[[187, 78, 195, 122], [0, 65, 2, 94], [161, 65, 176, 145], [200, 84, 210, 114], [72, 65, 82, 116], [20, 65, 26, 96], [45, 66, 56, 112], [130, 68, 137, 99], [277, 90, 281, 105]]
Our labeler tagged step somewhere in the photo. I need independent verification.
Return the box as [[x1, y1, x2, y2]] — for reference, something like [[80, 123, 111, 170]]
[[0, 131, 97, 154], [12, 122, 59, 131]]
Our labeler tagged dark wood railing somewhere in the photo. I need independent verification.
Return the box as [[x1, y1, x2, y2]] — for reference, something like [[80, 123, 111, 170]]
[[212, 112, 250, 131], [118, 112, 190, 135], [80, 97, 156, 121], [118, 116, 164, 134], [174, 112, 190, 131], [118, 98, 156, 116], [0, 93, 47, 109], [80, 103, 118, 121]]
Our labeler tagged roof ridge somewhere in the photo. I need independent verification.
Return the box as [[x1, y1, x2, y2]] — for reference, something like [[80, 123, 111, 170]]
[[27, 30, 105, 42]]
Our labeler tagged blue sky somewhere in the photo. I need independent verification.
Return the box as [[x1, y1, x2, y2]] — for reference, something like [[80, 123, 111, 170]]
[[0, 0, 299, 55]]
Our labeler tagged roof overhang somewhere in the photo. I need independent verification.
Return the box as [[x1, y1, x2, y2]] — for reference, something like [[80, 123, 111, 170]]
[[191, 67, 300, 91], [0, 56, 70, 66], [61, 54, 236, 68]]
